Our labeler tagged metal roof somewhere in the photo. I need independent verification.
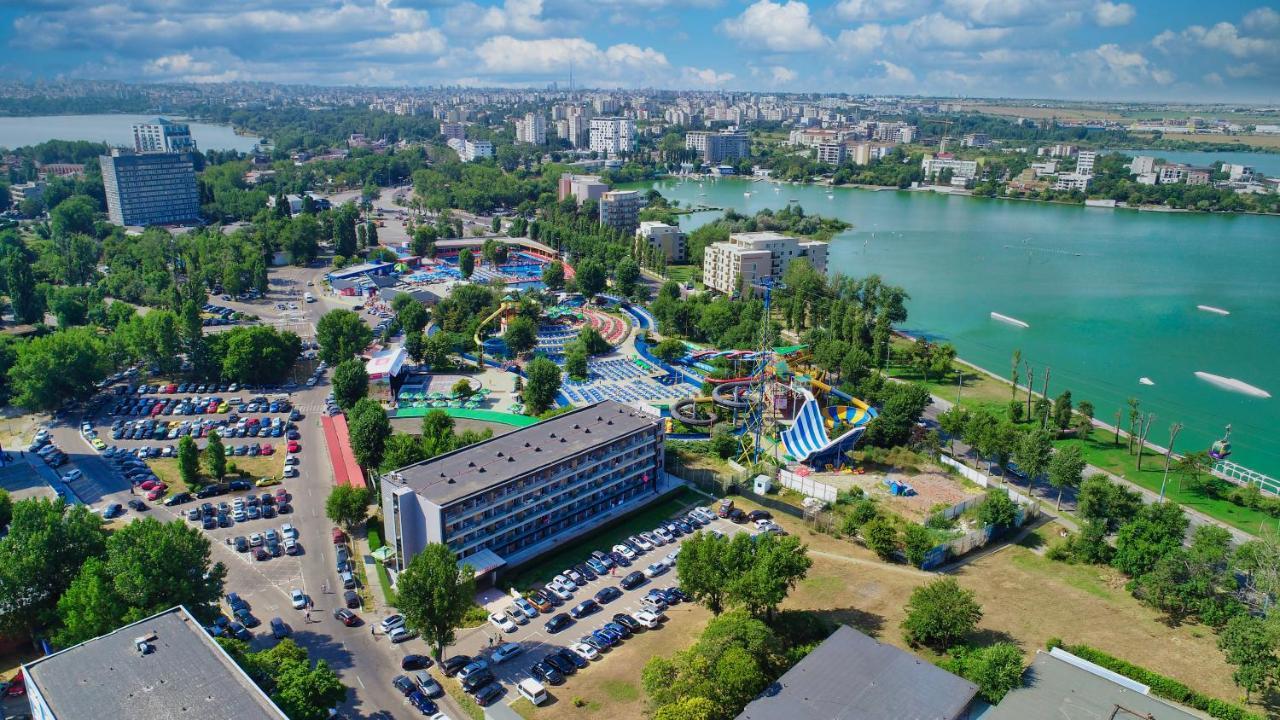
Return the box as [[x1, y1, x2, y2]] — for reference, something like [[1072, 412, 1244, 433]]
[[736, 625, 977, 720], [23, 606, 288, 720], [985, 651, 1201, 720], [383, 401, 660, 506]]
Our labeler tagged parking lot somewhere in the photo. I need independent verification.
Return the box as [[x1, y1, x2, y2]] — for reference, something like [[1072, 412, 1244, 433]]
[[399, 504, 766, 709]]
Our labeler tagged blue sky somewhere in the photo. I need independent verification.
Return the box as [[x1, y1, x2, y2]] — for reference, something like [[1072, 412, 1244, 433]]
[[0, 0, 1276, 101]]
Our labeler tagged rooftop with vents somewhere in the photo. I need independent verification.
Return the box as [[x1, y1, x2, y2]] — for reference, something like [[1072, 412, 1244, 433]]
[[22, 605, 288, 720], [383, 400, 662, 506]]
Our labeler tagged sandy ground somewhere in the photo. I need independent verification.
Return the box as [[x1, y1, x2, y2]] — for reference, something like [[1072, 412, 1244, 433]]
[[819, 468, 983, 523]]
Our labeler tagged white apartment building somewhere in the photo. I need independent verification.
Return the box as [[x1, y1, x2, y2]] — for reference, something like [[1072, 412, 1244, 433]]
[[702, 232, 829, 297], [636, 221, 687, 263], [1053, 173, 1092, 192], [1158, 164, 1187, 184], [447, 138, 494, 162], [1076, 150, 1097, 176], [1224, 163, 1255, 181], [557, 173, 609, 204], [599, 190, 643, 232], [1129, 155, 1156, 175], [131, 118, 196, 154], [962, 133, 991, 148], [515, 112, 546, 145], [921, 154, 978, 180], [1030, 161, 1058, 177], [589, 117, 635, 156], [817, 142, 846, 165]]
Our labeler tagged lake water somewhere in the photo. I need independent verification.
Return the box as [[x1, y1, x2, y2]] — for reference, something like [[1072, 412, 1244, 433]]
[[0, 114, 262, 153], [1109, 149, 1280, 175], [652, 176, 1280, 478]]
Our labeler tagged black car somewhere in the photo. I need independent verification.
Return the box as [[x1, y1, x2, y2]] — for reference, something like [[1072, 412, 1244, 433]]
[[545, 613, 573, 633], [233, 536, 249, 552], [127, 499, 148, 512], [574, 563, 597, 581], [401, 654, 432, 671], [593, 586, 622, 605], [202, 515, 217, 530], [229, 479, 252, 491], [620, 571, 646, 590], [612, 613, 643, 633], [392, 675, 416, 697], [531, 660, 565, 685], [441, 655, 471, 677], [569, 599, 600, 619], [163, 492, 191, 506], [543, 651, 576, 676], [555, 646, 590, 670], [609, 551, 631, 567], [667, 587, 691, 602], [658, 588, 682, 605], [461, 669, 495, 693], [270, 617, 290, 639], [727, 508, 748, 523], [344, 590, 360, 609], [674, 520, 694, 534], [473, 681, 503, 706], [747, 510, 773, 522]]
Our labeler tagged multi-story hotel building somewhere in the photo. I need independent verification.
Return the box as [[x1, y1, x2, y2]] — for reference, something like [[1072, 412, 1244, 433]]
[[99, 149, 200, 227], [381, 401, 666, 581], [703, 231, 829, 297]]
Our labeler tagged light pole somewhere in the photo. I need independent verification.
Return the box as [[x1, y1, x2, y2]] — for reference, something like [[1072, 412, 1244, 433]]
[[1159, 422, 1183, 501]]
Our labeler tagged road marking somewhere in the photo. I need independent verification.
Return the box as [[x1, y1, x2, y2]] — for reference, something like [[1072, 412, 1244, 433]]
[[356, 675, 366, 689]]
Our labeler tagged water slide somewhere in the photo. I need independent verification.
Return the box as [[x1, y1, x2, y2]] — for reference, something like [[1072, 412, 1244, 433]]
[[473, 301, 516, 348], [781, 389, 877, 465]]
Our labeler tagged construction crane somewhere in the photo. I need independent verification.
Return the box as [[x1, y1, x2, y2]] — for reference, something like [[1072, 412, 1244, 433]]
[[935, 118, 955, 151]]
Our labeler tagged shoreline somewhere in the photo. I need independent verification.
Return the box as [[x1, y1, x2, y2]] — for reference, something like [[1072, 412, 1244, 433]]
[[661, 174, 1280, 218]]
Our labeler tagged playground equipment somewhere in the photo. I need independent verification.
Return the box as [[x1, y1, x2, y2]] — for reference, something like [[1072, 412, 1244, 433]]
[[780, 390, 878, 466], [1210, 424, 1233, 461]]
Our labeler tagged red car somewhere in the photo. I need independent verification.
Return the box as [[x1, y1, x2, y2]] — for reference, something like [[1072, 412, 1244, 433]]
[[275, 489, 290, 502], [146, 487, 165, 501], [139, 479, 163, 491], [165, 384, 178, 394], [206, 400, 219, 413], [333, 608, 360, 626], [260, 443, 274, 455], [286, 441, 300, 453]]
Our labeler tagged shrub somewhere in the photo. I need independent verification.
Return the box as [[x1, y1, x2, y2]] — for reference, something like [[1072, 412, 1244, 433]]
[[902, 524, 937, 567], [861, 517, 899, 561]]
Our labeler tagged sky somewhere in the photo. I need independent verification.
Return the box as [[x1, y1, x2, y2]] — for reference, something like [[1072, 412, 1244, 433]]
[[0, 0, 1277, 102]]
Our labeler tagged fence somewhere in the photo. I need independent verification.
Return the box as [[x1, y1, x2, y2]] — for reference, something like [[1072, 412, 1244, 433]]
[[777, 469, 837, 503], [939, 453, 1039, 507]]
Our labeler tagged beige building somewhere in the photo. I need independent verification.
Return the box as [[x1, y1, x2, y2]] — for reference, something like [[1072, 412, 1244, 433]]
[[702, 231, 828, 296], [598, 189, 643, 232], [558, 173, 609, 203], [636, 221, 687, 262]]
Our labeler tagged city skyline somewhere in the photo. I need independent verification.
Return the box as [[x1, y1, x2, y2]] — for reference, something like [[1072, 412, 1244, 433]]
[[0, 1, 1276, 102]]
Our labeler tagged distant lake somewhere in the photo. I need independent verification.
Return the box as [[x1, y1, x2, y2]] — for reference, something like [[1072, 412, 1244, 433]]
[[0, 114, 262, 153], [1108, 148, 1280, 176]]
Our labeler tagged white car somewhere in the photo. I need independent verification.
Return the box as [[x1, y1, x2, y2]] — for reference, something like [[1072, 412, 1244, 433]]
[[633, 610, 662, 628], [290, 589, 307, 609], [388, 626, 415, 643], [754, 519, 773, 530], [285, 454, 299, 466], [612, 544, 637, 560], [380, 614, 406, 633], [631, 535, 653, 551], [644, 562, 668, 578], [62, 469, 83, 482], [491, 642, 523, 664], [654, 527, 675, 543], [644, 531, 666, 547], [489, 612, 518, 633], [666, 548, 681, 564], [544, 583, 572, 602], [283, 466, 298, 478], [553, 575, 575, 591], [249, 533, 263, 547], [570, 642, 600, 661], [281, 523, 298, 540]]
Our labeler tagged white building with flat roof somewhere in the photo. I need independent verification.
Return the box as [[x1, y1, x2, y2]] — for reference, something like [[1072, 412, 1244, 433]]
[[636, 221, 687, 263], [702, 231, 828, 297], [590, 117, 635, 156], [599, 189, 643, 232], [1129, 155, 1156, 175], [515, 112, 546, 145], [1075, 150, 1096, 176], [921, 154, 978, 180], [447, 138, 494, 162]]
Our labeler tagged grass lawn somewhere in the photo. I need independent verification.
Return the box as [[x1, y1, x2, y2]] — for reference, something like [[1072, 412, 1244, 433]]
[[661, 265, 699, 285], [147, 455, 282, 497], [505, 487, 704, 592], [366, 527, 400, 606], [1060, 436, 1278, 534]]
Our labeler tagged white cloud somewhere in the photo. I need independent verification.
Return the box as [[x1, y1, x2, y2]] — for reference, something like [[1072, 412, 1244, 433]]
[[1243, 7, 1280, 32], [1225, 62, 1261, 78], [473, 35, 667, 76], [877, 59, 915, 83], [679, 66, 735, 87], [719, 0, 829, 52], [1191, 22, 1278, 58], [359, 29, 447, 56], [445, 0, 551, 37], [941, 0, 1060, 26], [835, 24, 887, 55], [1093, 1, 1135, 27], [833, 0, 927, 22], [1203, 72, 1224, 85], [770, 65, 798, 84], [891, 13, 1011, 48], [1070, 43, 1174, 87]]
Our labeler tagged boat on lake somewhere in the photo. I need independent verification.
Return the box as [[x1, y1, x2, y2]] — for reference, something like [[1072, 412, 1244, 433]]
[[1197, 304, 1230, 316], [990, 312, 1030, 329], [1195, 372, 1270, 399]]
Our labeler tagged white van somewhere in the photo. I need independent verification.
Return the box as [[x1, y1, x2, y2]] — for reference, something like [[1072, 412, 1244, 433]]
[[516, 678, 548, 706], [304, 292, 315, 303]]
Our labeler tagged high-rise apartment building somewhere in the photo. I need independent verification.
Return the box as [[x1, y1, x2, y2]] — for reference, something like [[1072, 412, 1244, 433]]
[[598, 190, 643, 232], [515, 112, 546, 145], [686, 131, 751, 164], [703, 231, 829, 297], [100, 149, 200, 227], [1075, 150, 1097, 176], [589, 117, 635, 156], [636, 221, 688, 263], [131, 118, 196, 153], [381, 401, 666, 579]]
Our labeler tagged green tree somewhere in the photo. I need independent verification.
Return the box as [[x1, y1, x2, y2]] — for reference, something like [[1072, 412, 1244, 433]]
[[458, 248, 475, 279], [206, 430, 227, 481], [397, 543, 476, 659], [676, 531, 736, 615], [346, 398, 391, 471], [614, 258, 641, 297], [902, 524, 936, 567], [1012, 428, 1053, 483], [577, 326, 612, 355], [404, 330, 426, 364], [902, 577, 982, 651], [270, 653, 348, 720], [1218, 614, 1279, 702], [576, 258, 607, 298], [861, 517, 899, 560], [1076, 474, 1142, 530], [0, 489, 11, 530], [977, 490, 1019, 529], [215, 326, 301, 385], [541, 260, 565, 290], [502, 316, 538, 355], [420, 409, 457, 458], [1046, 444, 1086, 510], [523, 356, 562, 415], [1052, 390, 1073, 430], [0, 498, 106, 638], [564, 342, 588, 381], [9, 327, 110, 411], [728, 533, 812, 619], [652, 337, 687, 362], [381, 433, 428, 471], [50, 195, 97, 239], [420, 332, 453, 369], [4, 254, 44, 324], [178, 435, 199, 487], [937, 405, 969, 461], [316, 309, 373, 365], [325, 485, 371, 532], [331, 358, 369, 411], [53, 557, 125, 646], [653, 697, 717, 720], [949, 643, 1026, 704], [395, 299, 429, 334], [105, 517, 225, 619], [1112, 502, 1189, 578]]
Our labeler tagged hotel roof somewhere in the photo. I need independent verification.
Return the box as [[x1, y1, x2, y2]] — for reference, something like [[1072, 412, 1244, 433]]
[[385, 401, 659, 506]]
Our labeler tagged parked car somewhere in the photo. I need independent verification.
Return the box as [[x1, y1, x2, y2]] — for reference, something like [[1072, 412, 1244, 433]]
[[644, 562, 668, 578], [380, 614, 406, 633], [489, 612, 518, 633], [545, 613, 573, 634], [620, 571, 647, 590], [401, 654, 432, 671], [441, 655, 472, 677], [388, 626, 415, 643], [570, 599, 600, 619], [270, 617, 290, 639], [332, 608, 360, 626], [490, 642, 523, 664], [593, 586, 622, 604], [570, 642, 599, 661]]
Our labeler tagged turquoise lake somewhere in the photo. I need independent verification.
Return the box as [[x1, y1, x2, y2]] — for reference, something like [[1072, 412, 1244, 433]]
[[650, 176, 1280, 478]]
